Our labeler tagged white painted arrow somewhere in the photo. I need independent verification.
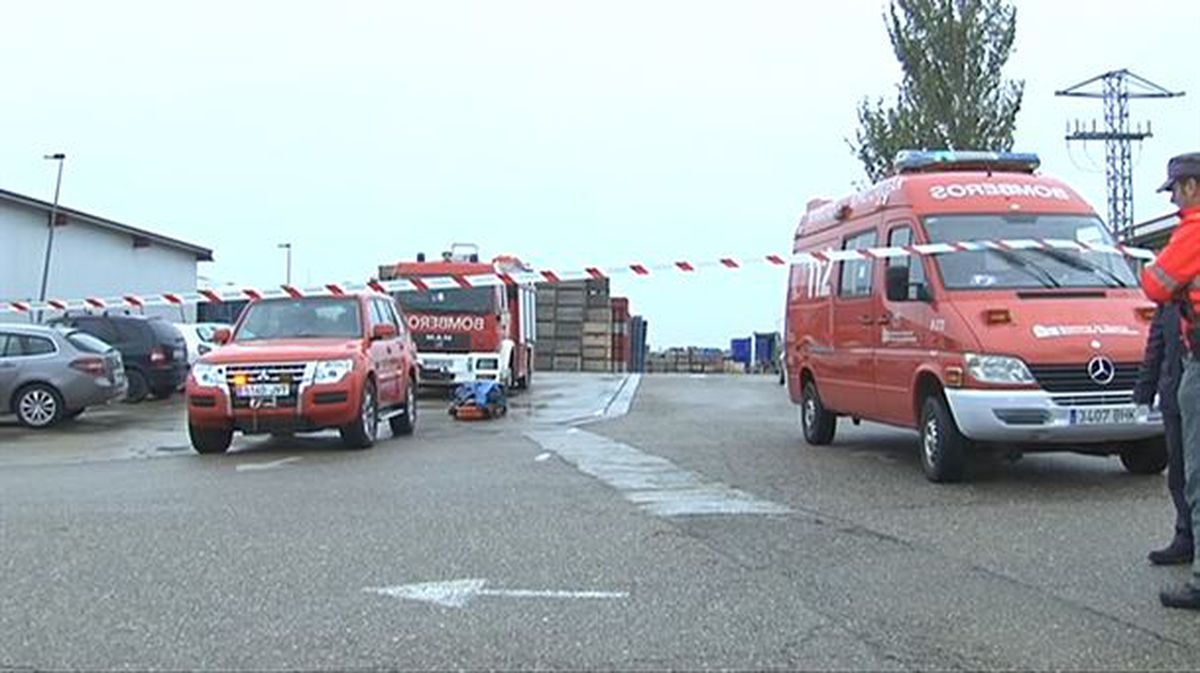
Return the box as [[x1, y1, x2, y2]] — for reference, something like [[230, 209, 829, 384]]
[[364, 579, 628, 608]]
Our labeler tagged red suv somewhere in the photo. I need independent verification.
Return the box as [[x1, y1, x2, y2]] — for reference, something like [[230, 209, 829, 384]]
[[185, 293, 419, 453]]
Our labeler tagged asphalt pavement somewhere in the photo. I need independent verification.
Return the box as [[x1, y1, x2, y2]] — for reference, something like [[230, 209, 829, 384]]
[[1, 373, 1198, 670]]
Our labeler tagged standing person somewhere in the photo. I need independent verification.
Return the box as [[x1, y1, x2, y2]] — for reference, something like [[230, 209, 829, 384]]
[[1140, 152, 1200, 609], [1134, 304, 1190, 564]]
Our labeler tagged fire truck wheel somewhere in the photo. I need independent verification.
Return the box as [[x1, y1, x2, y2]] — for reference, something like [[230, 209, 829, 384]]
[[918, 395, 969, 483], [1119, 436, 1168, 475], [800, 380, 836, 445], [340, 381, 378, 449], [189, 425, 232, 454], [390, 379, 417, 437]]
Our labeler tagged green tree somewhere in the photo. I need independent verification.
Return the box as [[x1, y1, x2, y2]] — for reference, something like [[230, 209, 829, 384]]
[[851, 0, 1025, 183]]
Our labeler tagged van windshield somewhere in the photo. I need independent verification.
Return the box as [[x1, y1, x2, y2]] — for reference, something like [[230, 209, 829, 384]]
[[922, 214, 1138, 290]]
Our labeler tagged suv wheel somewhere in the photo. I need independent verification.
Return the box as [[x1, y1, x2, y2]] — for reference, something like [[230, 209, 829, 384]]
[[389, 378, 417, 437], [124, 369, 149, 404], [340, 380, 378, 449], [800, 379, 836, 445], [919, 395, 969, 483], [14, 384, 65, 428], [189, 425, 232, 454]]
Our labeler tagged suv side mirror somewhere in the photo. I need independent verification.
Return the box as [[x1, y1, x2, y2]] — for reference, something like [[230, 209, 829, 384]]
[[372, 323, 398, 341], [213, 328, 232, 345]]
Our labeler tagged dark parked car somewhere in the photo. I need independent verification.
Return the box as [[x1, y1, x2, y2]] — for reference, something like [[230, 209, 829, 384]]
[[48, 313, 188, 403], [0, 324, 127, 427]]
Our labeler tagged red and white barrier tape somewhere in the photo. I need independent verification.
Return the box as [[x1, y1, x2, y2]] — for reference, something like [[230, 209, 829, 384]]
[[0, 238, 1156, 315]]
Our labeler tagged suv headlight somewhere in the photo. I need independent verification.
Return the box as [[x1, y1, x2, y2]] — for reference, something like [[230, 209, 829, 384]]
[[964, 353, 1035, 385], [192, 362, 224, 388], [314, 359, 354, 385]]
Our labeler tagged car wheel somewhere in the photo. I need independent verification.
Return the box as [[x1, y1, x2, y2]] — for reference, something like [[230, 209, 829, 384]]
[[389, 378, 417, 437], [919, 395, 969, 483], [189, 425, 232, 454], [124, 369, 149, 404], [14, 384, 65, 429], [340, 380, 378, 449], [800, 379, 836, 445], [1120, 436, 1169, 475]]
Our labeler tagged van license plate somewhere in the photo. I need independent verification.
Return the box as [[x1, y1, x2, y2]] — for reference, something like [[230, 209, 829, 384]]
[[1069, 407, 1138, 425], [235, 383, 290, 398]]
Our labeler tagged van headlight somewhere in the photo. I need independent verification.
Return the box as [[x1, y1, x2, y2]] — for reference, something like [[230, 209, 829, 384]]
[[964, 353, 1035, 385], [192, 362, 224, 388], [314, 359, 354, 385]]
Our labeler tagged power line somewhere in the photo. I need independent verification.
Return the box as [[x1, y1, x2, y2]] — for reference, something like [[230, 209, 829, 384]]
[[1055, 69, 1184, 239]]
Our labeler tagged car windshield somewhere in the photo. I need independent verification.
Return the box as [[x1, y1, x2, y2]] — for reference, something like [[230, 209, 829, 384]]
[[922, 214, 1139, 290], [234, 298, 362, 340], [396, 287, 496, 315]]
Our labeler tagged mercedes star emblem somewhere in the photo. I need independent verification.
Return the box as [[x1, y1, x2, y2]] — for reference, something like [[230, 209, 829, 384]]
[[1087, 356, 1116, 386]]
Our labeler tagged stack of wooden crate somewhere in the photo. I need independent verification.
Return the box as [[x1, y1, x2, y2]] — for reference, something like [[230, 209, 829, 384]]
[[534, 278, 615, 373]]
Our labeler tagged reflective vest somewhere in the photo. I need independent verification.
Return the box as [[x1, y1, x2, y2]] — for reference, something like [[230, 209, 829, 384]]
[[1142, 206, 1200, 354]]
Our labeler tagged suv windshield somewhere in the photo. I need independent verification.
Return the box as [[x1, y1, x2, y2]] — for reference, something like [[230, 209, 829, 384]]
[[396, 287, 496, 315], [922, 214, 1138, 290], [235, 298, 363, 341]]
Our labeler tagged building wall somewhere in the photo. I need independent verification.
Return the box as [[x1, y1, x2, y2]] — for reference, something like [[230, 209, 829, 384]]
[[0, 200, 199, 323]]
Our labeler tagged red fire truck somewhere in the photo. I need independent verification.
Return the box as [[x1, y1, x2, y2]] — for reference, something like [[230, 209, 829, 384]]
[[383, 244, 536, 391]]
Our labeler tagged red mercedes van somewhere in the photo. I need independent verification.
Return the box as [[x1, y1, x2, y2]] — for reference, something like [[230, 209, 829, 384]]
[[785, 150, 1164, 482]]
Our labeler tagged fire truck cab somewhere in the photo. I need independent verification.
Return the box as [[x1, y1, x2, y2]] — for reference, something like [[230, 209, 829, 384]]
[[786, 150, 1165, 482], [384, 244, 536, 391]]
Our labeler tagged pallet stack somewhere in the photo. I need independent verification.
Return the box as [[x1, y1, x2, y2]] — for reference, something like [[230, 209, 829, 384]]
[[535, 278, 624, 373], [645, 347, 727, 374]]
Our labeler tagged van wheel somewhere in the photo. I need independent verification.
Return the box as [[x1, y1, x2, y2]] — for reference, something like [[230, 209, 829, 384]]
[[389, 379, 417, 437], [189, 425, 232, 454], [800, 380, 836, 445], [1120, 437, 1169, 475], [340, 381, 378, 449], [919, 395, 969, 483]]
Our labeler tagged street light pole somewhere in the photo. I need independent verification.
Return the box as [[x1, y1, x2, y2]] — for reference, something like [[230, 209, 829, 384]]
[[278, 243, 292, 285], [36, 153, 66, 323]]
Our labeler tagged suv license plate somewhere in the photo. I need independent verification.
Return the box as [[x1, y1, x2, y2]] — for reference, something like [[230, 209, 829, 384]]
[[1069, 407, 1138, 425], [235, 383, 290, 398]]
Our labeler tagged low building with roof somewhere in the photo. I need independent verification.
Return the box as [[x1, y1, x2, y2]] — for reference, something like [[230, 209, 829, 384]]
[[0, 188, 212, 323]]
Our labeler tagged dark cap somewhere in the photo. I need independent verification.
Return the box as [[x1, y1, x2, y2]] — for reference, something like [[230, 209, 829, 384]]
[[1158, 152, 1200, 192]]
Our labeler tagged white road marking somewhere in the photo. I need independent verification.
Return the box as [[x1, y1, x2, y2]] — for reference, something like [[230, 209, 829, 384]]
[[534, 452, 552, 462], [597, 373, 641, 422], [526, 428, 791, 517], [365, 578, 628, 608], [235, 456, 302, 472]]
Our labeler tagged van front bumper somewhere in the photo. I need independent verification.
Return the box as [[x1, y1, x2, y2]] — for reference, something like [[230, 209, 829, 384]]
[[944, 389, 1163, 444]]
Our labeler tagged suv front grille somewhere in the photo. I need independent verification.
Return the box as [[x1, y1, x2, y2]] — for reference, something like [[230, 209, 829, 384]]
[[1027, 363, 1140, 393], [226, 363, 308, 409]]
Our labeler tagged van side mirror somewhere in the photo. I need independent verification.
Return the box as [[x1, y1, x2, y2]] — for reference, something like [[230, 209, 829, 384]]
[[886, 265, 910, 302], [213, 327, 232, 345], [885, 265, 932, 303]]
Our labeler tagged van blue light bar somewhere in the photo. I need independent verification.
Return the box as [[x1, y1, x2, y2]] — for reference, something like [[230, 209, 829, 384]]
[[894, 149, 1041, 174]]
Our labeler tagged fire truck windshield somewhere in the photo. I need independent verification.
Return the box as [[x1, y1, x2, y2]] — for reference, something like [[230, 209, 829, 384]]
[[396, 287, 496, 314], [922, 214, 1138, 290]]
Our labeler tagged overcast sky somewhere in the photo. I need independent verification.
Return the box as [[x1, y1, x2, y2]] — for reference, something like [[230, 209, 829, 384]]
[[1, 0, 1197, 348]]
